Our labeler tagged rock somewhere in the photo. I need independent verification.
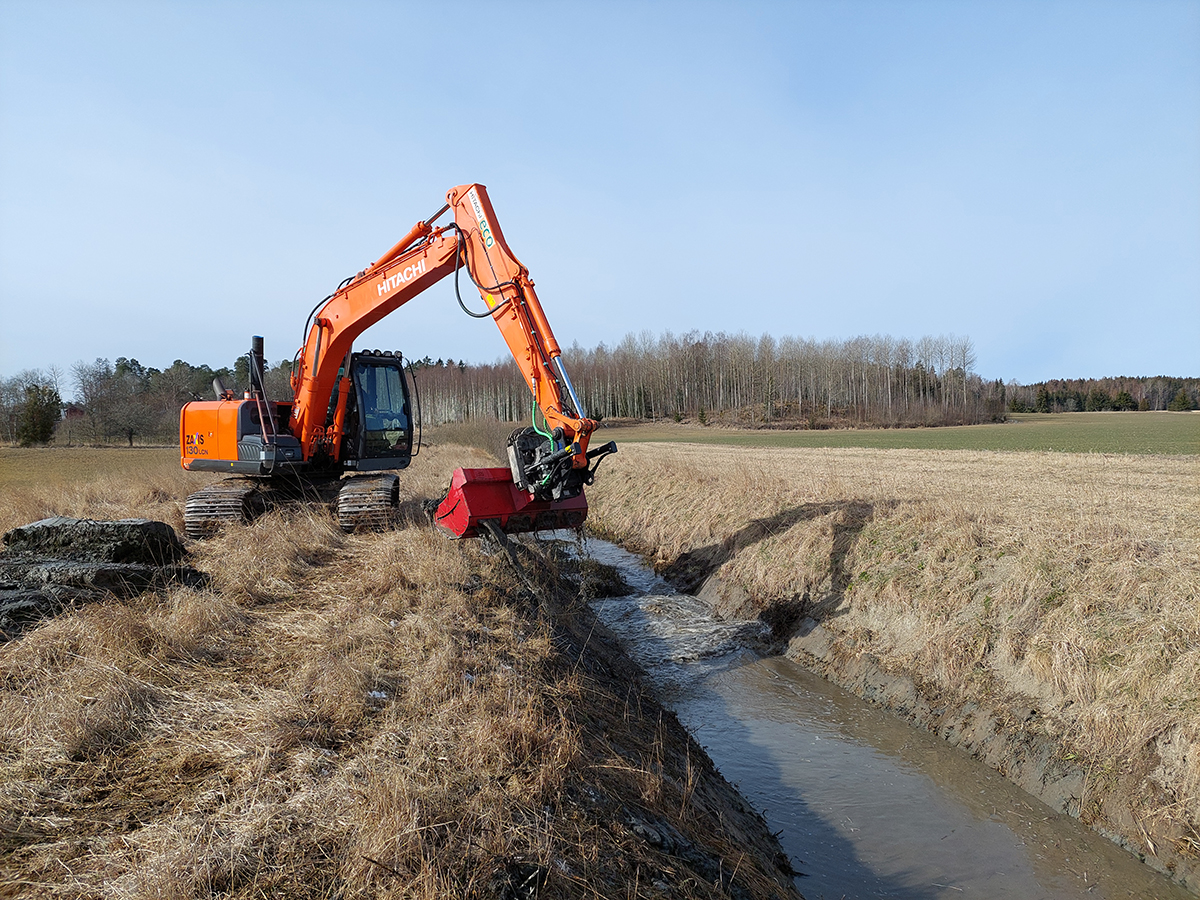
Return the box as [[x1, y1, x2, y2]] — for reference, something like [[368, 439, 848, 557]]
[[578, 558, 634, 598]]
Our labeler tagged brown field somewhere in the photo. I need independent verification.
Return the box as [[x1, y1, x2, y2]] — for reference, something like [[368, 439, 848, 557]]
[[0, 444, 799, 899], [587, 442, 1200, 871], [1, 447, 199, 536]]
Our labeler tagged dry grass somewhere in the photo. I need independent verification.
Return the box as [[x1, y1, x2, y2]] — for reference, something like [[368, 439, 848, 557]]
[[424, 420, 522, 466], [588, 443, 1200, 858], [0, 447, 200, 537], [0, 443, 798, 899]]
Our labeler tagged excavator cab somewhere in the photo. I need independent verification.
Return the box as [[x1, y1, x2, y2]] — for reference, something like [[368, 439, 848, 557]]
[[344, 351, 415, 472]]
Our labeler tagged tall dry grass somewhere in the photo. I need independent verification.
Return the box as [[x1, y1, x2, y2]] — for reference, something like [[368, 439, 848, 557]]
[[423, 420, 521, 466], [0, 443, 799, 898], [588, 442, 1200, 863], [0, 447, 200, 537]]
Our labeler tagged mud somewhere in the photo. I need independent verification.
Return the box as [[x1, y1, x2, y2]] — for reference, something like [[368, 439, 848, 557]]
[[0, 517, 203, 639], [2, 516, 185, 563]]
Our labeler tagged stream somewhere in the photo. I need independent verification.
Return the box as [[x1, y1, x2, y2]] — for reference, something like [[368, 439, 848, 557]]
[[578, 535, 1194, 900]]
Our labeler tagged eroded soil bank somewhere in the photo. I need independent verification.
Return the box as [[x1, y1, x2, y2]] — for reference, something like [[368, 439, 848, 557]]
[[0, 447, 801, 899], [587, 441, 1200, 894]]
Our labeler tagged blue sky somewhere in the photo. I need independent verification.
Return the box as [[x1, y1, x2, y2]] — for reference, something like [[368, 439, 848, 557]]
[[1, 0, 1196, 386]]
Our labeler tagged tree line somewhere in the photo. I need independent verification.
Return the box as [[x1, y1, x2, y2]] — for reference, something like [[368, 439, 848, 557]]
[[415, 331, 1005, 428], [1004, 376, 1198, 414], [1, 356, 293, 446], [4, 331, 1195, 446], [0, 367, 65, 446]]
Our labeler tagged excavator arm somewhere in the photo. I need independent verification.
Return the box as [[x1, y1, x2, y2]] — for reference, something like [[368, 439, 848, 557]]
[[287, 183, 615, 536], [291, 184, 596, 466], [180, 183, 613, 539]]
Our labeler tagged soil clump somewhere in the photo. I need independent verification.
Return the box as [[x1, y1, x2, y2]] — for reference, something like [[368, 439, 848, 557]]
[[0, 517, 203, 639]]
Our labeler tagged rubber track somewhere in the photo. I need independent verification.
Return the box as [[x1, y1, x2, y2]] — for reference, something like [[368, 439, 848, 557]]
[[184, 480, 267, 539], [336, 474, 400, 532]]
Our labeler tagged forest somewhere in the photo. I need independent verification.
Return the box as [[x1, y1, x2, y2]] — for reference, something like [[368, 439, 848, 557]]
[[413, 331, 999, 428], [1004, 376, 1199, 414], [1, 330, 1195, 446]]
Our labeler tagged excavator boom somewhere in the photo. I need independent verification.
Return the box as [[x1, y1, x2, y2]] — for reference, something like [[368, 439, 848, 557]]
[[180, 183, 614, 539]]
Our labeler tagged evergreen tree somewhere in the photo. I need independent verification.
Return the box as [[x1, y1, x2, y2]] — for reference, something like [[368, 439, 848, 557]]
[[16, 384, 61, 445], [1167, 388, 1194, 411]]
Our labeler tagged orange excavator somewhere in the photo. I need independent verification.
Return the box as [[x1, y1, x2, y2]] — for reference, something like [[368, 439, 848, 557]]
[[179, 183, 615, 539]]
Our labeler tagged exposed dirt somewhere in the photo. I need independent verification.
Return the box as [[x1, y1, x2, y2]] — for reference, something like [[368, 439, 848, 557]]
[[0, 517, 204, 640], [2, 517, 186, 564]]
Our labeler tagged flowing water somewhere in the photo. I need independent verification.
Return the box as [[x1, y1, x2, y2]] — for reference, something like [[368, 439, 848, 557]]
[[579, 536, 1193, 900]]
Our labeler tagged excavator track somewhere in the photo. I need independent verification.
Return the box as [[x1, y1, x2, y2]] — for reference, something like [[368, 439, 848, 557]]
[[183, 480, 268, 539], [335, 474, 400, 533]]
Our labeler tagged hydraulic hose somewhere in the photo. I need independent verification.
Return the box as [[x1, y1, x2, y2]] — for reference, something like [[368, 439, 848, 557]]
[[451, 224, 516, 319], [529, 400, 560, 487], [531, 400, 553, 441]]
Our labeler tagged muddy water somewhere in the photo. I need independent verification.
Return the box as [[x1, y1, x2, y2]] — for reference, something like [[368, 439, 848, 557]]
[[581, 537, 1193, 900]]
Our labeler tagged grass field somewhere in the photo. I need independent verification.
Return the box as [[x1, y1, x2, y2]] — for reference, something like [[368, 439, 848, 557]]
[[602, 411, 1199, 455], [0, 447, 200, 536], [3, 420, 1199, 887], [0, 446, 180, 490]]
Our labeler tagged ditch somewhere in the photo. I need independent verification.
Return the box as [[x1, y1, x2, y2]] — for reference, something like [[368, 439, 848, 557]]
[[579, 535, 1195, 900]]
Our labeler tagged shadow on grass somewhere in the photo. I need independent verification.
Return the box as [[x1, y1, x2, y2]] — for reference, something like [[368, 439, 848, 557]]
[[661, 499, 879, 635]]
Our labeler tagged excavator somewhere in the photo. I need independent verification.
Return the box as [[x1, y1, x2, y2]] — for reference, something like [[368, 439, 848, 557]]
[[179, 183, 615, 540]]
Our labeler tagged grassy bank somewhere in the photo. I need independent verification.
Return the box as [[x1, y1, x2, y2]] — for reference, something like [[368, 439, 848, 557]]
[[0, 446, 801, 899], [587, 441, 1200, 886], [602, 410, 1199, 454]]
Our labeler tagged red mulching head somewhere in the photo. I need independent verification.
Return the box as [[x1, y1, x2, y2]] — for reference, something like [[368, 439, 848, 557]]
[[432, 467, 588, 539]]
